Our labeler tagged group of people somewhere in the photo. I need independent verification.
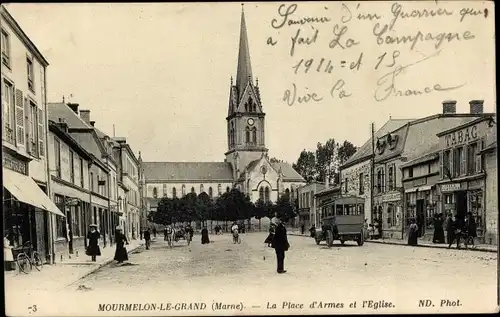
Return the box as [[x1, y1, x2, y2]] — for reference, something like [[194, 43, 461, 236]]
[[85, 225, 130, 264], [406, 212, 477, 248]]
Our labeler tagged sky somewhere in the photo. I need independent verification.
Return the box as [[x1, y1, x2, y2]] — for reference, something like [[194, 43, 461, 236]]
[[5, 2, 496, 164]]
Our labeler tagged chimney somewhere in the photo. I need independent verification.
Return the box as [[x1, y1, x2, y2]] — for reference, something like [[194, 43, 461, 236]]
[[90, 121, 96, 127], [442, 100, 457, 114], [469, 100, 484, 114], [67, 103, 79, 114], [80, 110, 90, 124], [57, 118, 68, 132]]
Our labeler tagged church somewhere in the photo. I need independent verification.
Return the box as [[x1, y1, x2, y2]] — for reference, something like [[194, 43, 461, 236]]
[[140, 7, 306, 215]]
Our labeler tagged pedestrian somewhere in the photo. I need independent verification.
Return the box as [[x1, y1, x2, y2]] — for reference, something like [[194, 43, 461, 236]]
[[271, 218, 290, 274], [201, 226, 210, 244], [309, 224, 316, 238], [86, 224, 101, 262], [264, 223, 275, 247], [164, 227, 168, 241], [376, 217, 383, 239], [114, 226, 129, 264], [139, 228, 143, 241], [432, 213, 445, 244], [446, 213, 455, 248], [454, 214, 464, 249], [215, 225, 220, 235], [301, 223, 305, 235], [144, 228, 151, 250], [465, 212, 477, 246], [153, 227, 157, 238], [407, 218, 418, 246], [362, 219, 368, 240]]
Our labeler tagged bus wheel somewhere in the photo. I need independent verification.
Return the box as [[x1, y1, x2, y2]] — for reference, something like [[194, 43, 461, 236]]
[[357, 231, 364, 246]]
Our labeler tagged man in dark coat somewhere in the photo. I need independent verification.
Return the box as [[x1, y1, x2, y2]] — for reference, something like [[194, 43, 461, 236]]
[[144, 228, 151, 250], [446, 214, 455, 248], [152, 227, 157, 238], [114, 227, 129, 263], [271, 218, 289, 274]]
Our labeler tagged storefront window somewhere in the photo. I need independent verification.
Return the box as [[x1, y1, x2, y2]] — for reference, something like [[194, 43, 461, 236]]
[[467, 142, 478, 174], [387, 204, 396, 227], [469, 191, 483, 233]]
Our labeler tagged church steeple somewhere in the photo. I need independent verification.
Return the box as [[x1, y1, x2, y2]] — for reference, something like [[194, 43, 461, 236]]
[[236, 4, 253, 98]]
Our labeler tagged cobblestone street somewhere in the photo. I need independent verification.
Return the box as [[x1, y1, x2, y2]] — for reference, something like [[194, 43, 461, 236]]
[[9, 232, 491, 315]]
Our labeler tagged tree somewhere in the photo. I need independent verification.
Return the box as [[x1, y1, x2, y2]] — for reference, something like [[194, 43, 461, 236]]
[[292, 150, 316, 182], [254, 198, 274, 230], [338, 140, 357, 165], [213, 189, 254, 227], [155, 197, 181, 225], [315, 138, 339, 185], [274, 193, 295, 222], [197, 192, 214, 227]]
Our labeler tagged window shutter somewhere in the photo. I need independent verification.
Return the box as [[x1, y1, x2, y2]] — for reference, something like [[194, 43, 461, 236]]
[[439, 152, 444, 179], [460, 146, 466, 176], [14, 89, 25, 147], [476, 139, 483, 173], [38, 108, 44, 156], [449, 149, 454, 177]]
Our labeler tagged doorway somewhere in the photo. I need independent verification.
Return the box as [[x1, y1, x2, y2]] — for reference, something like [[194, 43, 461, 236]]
[[416, 199, 425, 237], [455, 191, 468, 222]]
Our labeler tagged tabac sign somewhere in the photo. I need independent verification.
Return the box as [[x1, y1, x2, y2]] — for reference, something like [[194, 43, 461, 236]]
[[440, 120, 489, 150]]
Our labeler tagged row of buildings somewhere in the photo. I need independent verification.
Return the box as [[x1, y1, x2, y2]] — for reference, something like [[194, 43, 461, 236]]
[[2, 6, 144, 264], [298, 101, 497, 244]]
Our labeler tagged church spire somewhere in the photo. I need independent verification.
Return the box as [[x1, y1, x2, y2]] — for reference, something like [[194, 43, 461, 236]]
[[235, 4, 253, 98]]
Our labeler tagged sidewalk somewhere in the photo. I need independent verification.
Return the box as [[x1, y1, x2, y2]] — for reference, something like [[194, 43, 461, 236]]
[[4, 238, 148, 293], [288, 231, 497, 253]]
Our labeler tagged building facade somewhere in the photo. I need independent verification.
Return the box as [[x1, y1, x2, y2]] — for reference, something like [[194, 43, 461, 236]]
[[141, 8, 305, 222], [48, 102, 114, 249], [436, 113, 496, 243], [297, 182, 325, 228], [2, 5, 64, 264], [48, 120, 93, 258], [401, 151, 441, 240], [481, 134, 497, 245]]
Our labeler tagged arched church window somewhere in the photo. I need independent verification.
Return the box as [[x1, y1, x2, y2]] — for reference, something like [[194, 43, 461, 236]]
[[252, 127, 257, 144], [200, 184, 204, 193], [191, 187, 195, 194], [248, 97, 253, 113], [172, 187, 177, 198], [218, 184, 222, 195], [259, 187, 264, 201], [285, 188, 290, 197], [264, 186, 270, 202], [245, 127, 250, 144], [182, 185, 186, 197], [152, 187, 158, 198], [226, 186, 230, 193], [209, 187, 213, 198], [163, 184, 167, 196]]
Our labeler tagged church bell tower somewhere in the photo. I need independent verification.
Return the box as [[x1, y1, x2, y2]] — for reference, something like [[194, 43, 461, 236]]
[[225, 5, 268, 178]]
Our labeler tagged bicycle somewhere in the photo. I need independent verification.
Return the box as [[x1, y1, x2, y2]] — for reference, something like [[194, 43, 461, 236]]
[[16, 241, 43, 274]]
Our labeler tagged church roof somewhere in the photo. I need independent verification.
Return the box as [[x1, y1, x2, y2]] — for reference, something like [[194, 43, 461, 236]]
[[142, 162, 233, 181], [272, 162, 306, 181], [235, 6, 253, 100]]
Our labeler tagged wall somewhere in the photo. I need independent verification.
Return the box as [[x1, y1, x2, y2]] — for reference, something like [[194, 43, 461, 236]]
[[146, 181, 233, 199], [484, 152, 497, 245], [340, 159, 372, 222]]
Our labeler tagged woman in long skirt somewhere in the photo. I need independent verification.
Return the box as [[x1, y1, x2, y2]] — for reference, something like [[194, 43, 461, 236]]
[[201, 227, 210, 244], [86, 224, 101, 262], [114, 227, 129, 263], [407, 218, 418, 246], [432, 214, 445, 243]]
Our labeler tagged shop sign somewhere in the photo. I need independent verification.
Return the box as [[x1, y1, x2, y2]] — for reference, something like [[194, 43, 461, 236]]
[[3, 152, 28, 175], [441, 183, 461, 192], [382, 192, 402, 203], [412, 178, 427, 187], [468, 179, 483, 189], [443, 125, 479, 149]]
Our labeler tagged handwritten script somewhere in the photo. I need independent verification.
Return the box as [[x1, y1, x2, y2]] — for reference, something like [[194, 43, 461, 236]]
[[266, 2, 489, 105]]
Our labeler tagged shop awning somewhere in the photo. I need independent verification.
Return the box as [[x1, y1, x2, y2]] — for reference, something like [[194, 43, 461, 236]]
[[3, 168, 66, 217], [405, 185, 434, 193]]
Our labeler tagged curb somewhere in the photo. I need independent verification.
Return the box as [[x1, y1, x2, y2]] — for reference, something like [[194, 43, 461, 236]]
[[62, 242, 145, 290], [289, 233, 497, 253]]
